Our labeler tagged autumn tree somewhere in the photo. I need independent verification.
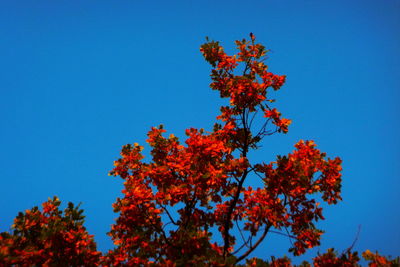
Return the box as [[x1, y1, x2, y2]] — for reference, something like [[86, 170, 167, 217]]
[[1, 34, 398, 267], [105, 34, 343, 266], [0, 197, 100, 266]]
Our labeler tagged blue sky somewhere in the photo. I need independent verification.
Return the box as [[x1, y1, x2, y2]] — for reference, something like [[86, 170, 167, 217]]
[[1, 0, 399, 263]]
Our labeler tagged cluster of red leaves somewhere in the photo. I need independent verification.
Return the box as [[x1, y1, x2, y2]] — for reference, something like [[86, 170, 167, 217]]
[[106, 125, 240, 266], [312, 249, 360, 267], [361, 249, 400, 267], [249, 140, 342, 255], [0, 197, 100, 266], [243, 249, 399, 267], [201, 33, 291, 135]]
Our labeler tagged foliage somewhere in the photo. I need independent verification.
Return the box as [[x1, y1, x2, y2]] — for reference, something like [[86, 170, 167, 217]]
[[105, 34, 342, 265], [1, 35, 398, 266], [0, 196, 100, 266], [241, 249, 399, 267]]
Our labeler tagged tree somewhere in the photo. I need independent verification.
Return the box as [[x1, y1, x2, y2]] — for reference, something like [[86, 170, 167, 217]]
[[1, 34, 398, 266], [0, 197, 100, 266], [105, 34, 343, 265]]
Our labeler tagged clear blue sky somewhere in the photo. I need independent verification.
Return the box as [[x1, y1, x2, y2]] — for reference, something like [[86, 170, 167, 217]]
[[1, 0, 399, 262]]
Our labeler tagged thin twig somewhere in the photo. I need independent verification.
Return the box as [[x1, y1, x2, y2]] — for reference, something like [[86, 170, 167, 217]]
[[160, 205, 178, 225], [343, 225, 361, 254], [236, 223, 272, 263]]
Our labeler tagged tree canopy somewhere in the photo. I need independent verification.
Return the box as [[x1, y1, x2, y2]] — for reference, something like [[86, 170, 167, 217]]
[[1, 34, 398, 267]]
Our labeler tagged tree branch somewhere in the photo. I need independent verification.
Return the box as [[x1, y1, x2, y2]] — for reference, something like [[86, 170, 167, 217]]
[[160, 204, 178, 226], [222, 108, 251, 258], [236, 223, 272, 263]]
